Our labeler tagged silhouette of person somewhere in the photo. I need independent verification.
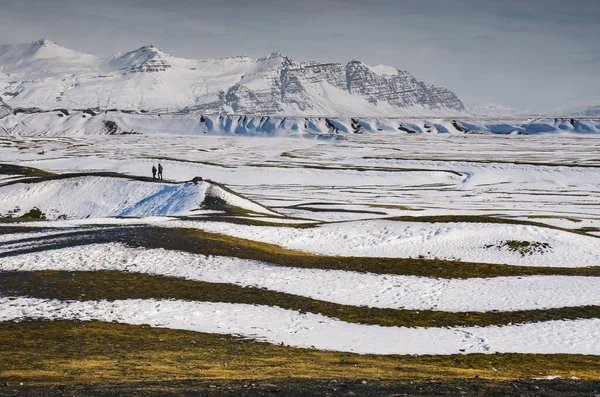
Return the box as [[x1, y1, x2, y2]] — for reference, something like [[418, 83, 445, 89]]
[[152, 165, 157, 180], [158, 163, 163, 180]]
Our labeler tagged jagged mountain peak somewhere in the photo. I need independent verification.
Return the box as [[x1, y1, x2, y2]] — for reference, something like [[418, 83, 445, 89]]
[[117, 44, 170, 60], [32, 38, 56, 47], [110, 45, 172, 73], [256, 51, 294, 67], [137, 44, 167, 55], [261, 51, 287, 60]]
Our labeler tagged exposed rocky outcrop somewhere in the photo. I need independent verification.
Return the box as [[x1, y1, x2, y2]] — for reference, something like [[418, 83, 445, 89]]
[[345, 61, 464, 110], [223, 53, 465, 114], [0, 98, 11, 119], [109, 45, 173, 74]]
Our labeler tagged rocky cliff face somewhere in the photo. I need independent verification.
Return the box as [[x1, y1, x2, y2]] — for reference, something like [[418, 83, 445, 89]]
[[109, 45, 173, 74], [0, 98, 11, 119], [222, 54, 465, 114], [345, 61, 463, 110], [0, 40, 465, 116]]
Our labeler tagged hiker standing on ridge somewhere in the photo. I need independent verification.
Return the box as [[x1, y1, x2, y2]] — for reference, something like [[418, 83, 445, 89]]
[[152, 165, 157, 180], [158, 163, 163, 180]]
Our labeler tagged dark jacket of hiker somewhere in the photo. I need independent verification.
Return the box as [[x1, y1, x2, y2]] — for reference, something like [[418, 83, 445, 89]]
[[158, 163, 163, 179], [152, 165, 157, 179]]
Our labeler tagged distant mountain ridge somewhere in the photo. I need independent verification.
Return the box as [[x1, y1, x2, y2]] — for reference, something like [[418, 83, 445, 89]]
[[467, 102, 600, 118], [554, 105, 600, 117], [0, 39, 465, 116]]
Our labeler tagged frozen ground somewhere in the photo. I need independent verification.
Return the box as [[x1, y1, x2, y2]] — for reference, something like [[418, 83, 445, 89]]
[[1, 133, 599, 357]]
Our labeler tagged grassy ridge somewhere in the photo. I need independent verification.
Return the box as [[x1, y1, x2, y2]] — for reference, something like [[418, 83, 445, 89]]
[[0, 163, 55, 178], [1, 321, 599, 385], [2, 271, 600, 329]]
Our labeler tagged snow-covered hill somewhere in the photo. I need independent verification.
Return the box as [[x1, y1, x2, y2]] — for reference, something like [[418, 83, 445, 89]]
[[0, 175, 277, 219], [0, 39, 465, 116]]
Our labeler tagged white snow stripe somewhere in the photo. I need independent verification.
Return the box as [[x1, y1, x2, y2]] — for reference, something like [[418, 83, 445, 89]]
[[1, 297, 599, 356], [3, 243, 600, 313], [172, 219, 600, 267]]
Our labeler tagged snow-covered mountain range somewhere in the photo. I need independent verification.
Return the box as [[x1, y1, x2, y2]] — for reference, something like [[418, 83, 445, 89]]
[[0, 39, 465, 116]]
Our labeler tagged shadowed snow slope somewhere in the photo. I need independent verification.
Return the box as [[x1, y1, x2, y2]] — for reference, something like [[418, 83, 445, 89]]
[[0, 175, 276, 219]]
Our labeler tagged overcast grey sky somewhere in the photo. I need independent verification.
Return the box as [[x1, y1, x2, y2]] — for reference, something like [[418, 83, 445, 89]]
[[1, 0, 598, 110]]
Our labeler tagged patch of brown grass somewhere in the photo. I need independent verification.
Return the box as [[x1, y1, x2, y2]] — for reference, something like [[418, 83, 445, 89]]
[[0, 321, 598, 385]]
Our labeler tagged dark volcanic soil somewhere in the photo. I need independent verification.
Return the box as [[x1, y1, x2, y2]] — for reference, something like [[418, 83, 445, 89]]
[[2, 379, 600, 397]]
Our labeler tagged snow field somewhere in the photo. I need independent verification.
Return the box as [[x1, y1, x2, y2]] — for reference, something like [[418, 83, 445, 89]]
[[0, 134, 599, 358], [170, 219, 600, 267], [2, 242, 600, 313], [1, 297, 599, 356], [2, 134, 599, 226]]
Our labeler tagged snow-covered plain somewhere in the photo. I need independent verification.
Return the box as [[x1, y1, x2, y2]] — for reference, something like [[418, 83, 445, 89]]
[[1, 133, 599, 356]]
